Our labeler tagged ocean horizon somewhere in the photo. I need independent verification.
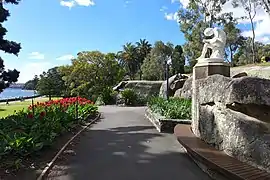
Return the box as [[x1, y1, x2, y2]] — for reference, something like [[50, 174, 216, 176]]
[[0, 88, 36, 100]]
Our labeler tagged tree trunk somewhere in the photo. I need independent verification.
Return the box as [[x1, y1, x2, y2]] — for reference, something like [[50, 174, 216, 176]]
[[49, 94, 52, 101], [250, 17, 256, 63], [248, 1, 256, 64]]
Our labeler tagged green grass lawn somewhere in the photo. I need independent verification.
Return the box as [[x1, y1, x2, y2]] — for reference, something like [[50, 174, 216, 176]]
[[0, 97, 61, 118]]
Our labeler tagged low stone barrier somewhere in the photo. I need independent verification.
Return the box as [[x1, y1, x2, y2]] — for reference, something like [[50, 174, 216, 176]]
[[145, 108, 191, 133]]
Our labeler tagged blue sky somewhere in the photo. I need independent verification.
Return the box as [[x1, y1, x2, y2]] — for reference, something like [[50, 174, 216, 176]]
[[2, 0, 269, 82], [2, 0, 185, 83]]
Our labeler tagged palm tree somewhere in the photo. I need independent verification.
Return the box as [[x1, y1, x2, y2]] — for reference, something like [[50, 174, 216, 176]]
[[118, 42, 138, 80], [136, 39, 152, 80]]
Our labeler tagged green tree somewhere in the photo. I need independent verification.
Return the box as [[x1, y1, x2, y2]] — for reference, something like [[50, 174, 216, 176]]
[[141, 41, 174, 80], [223, 18, 246, 66], [59, 51, 124, 99], [118, 43, 139, 80], [233, 38, 264, 65], [24, 75, 39, 90], [171, 45, 185, 74], [178, 0, 230, 67], [37, 67, 65, 100], [136, 39, 152, 80], [0, 0, 21, 92]]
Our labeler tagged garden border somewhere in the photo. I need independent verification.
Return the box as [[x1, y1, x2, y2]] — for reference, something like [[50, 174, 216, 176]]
[[145, 108, 191, 133], [37, 112, 101, 180]]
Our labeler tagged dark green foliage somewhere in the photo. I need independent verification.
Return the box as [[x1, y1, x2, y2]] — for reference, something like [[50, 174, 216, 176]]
[[59, 51, 124, 99], [36, 67, 66, 98], [121, 88, 138, 105], [171, 45, 185, 74], [100, 87, 118, 105], [136, 39, 152, 80], [223, 15, 246, 66], [0, 1, 21, 92], [118, 43, 139, 80], [141, 41, 174, 80], [148, 97, 192, 119], [23, 75, 39, 90], [184, 66, 192, 74]]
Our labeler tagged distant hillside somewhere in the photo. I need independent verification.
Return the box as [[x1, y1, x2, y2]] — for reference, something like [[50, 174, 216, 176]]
[[9, 83, 25, 88]]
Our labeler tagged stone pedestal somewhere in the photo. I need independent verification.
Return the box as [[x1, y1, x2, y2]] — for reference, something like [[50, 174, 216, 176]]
[[192, 60, 230, 138]]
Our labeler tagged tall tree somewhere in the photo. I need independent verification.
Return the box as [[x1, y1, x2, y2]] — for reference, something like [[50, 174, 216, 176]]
[[37, 67, 65, 100], [223, 18, 246, 66], [171, 45, 185, 74], [136, 39, 152, 80], [118, 43, 138, 80], [59, 51, 124, 99], [141, 41, 174, 80], [232, 0, 260, 63], [0, 0, 21, 92], [233, 37, 264, 65]]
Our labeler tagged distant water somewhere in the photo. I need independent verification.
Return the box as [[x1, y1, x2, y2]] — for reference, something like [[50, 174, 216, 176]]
[[0, 88, 36, 100]]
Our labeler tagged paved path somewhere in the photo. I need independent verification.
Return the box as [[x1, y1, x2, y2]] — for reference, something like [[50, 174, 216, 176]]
[[47, 106, 211, 180]]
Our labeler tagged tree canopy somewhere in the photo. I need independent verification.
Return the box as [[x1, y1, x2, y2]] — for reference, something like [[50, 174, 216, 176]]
[[36, 67, 66, 99], [0, 0, 21, 92]]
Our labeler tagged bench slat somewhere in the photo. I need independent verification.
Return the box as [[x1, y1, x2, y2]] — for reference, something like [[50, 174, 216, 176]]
[[174, 124, 270, 180]]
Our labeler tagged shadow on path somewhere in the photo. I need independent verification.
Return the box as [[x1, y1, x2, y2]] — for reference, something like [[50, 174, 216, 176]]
[[47, 123, 211, 180]]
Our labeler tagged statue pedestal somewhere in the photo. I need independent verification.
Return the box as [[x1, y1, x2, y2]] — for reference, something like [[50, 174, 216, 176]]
[[194, 58, 230, 79], [191, 58, 230, 138]]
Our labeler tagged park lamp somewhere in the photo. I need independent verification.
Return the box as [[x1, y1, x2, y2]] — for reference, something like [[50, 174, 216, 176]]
[[165, 57, 172, 101]]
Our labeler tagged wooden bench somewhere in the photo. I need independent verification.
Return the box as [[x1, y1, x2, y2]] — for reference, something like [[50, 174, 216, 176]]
[[174, 124, 270, 180]]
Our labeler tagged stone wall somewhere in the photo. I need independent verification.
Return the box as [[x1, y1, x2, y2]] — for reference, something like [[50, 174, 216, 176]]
[[121, 80, 163, 97], [193, 74, 270, 173]]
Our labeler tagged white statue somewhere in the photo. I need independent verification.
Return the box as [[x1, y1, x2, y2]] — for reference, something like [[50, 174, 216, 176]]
[[197, 27, 226, 62]]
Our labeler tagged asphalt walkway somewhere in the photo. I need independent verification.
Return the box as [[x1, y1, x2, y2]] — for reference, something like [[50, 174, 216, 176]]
[[47, 106, 211, 180]]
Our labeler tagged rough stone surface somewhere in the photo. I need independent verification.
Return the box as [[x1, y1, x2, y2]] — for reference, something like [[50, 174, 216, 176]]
[[231, 65, 270, 80], [115, 80, 163, 97], [159, 74, 188, 98], [192, 74, 270, 173], [196, 75, 270, 108], [232, 72, 248, 78], [174, 77, 193, 99]]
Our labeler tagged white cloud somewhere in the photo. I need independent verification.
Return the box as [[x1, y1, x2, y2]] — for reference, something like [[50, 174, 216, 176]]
[[56, 54, 74, 61], [160, 6, 168, 12], [177, 0, 189, 8], [173, 0, 270, 43], [60, 0, 95, 8], [164, 12, 178, 21], [28, 52, 45, 60], [60, 1, 75, 8], [18, 62, 52, 83], [75, 0, 95, 6]]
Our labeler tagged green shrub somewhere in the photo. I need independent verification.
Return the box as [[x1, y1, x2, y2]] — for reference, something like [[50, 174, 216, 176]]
[[148, 97, 191, 119], [121, 88, 138, 105], [99, 87, 118, 105], [0, 97, 98, 168]]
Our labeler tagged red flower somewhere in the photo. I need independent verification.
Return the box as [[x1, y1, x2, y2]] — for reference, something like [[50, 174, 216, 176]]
[[40, 111, 46, 117], [27, 113, 34, 119]]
